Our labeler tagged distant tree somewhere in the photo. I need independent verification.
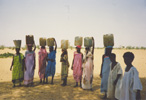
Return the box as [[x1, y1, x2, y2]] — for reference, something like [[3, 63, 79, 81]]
[[0, 45, 5, 50], [135, 47, 139, 49], [36, 45, 40, 49]]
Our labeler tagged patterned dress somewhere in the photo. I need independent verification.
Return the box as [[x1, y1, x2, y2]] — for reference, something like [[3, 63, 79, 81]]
[[12, 53, 24, 83], [73, 51, 82, 82], [38, 48, 47, 79], [60, 54, 69, 80], [24, 51, 35, 85], [82, 51, 94, 89]]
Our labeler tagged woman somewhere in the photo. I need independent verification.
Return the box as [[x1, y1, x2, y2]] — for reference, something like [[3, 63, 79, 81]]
[[71, 45, 83, 87], [60, 49, 69, 86], [10, 43, 24, 87], [45, 38, 57, 84], [38, 46, 47, 83], [100, 46, 113, 98], [82, 37, 94, 90], [24, 43, 36, 86]]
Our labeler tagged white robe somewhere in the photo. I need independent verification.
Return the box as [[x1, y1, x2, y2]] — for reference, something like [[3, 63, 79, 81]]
[[119, 67, 142, 100], [82, 51, 93, 89], [107, 62, 123, 99]]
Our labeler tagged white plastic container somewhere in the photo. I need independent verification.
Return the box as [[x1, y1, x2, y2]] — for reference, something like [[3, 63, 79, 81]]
[[13, 40, 21, 48], [84, 37, 93, 47], [47, 38, 54, 46], [74, 36, 83, 46], [39, 38, 46, 46], [103, 34, 114, 47], [26, 35, 34, 44], [61, 40, 69, 49]]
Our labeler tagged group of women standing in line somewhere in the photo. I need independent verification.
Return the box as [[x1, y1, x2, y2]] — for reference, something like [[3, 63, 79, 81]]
[[10, 37, 95, 89], [10, 37, 143, 100]]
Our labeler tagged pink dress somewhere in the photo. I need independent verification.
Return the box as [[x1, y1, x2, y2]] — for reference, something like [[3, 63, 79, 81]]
[[73, 51, 82, 82], [24, 51, 35, 85], [38, 48, 47, 79]]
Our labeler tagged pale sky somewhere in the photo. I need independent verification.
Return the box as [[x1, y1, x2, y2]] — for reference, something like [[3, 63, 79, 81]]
[[0, 0, 146, 47]]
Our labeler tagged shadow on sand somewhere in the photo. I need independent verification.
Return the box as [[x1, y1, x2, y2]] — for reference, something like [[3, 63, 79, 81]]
[[0, 76, 145, 100]]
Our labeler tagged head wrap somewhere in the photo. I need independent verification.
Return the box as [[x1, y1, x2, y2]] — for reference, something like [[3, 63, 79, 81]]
[[76, 45, 81, 49]]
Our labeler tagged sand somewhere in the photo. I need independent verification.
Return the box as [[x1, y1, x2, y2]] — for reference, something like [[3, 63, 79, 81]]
[[0, 48, 146, 100]]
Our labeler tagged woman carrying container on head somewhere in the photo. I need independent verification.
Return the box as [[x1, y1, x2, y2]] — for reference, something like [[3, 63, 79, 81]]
[[45, 38, 57, 84], [60, 48, 70, 86], [71, 45, 83, 87], [82, 37, 94, 90], [100, 34, 114, 99], [24, 35, 36, 87], [10, 40, 25, 87], [38, 38, 47, 84]]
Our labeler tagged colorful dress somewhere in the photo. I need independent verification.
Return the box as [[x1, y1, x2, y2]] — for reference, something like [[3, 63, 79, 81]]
[[100, 56, 111, 92], [38, 48, 47, 79], [73, 51, 82, 82], [119, 67, 142, 100], [24, 51, 35, 85], [107, 62, 123, 99], [12, 53, 24, 84], [60, 54, 69, 80], [45, 50, 56, 77], [82, 51, 94, 89]]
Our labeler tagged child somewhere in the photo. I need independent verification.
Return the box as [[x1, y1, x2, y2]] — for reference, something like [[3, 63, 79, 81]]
[[82, 37, 94, 90], [107, 53, 123, 100], [71, 45, 83, 87], [45, 38, 57, 84], [38, 46, 47, 84], [100, 46, 113, 99], [24, 43, 36, 87], [119, 52, 142, 100], [10, 41, 24, 87], [60, 49, 70, 86]]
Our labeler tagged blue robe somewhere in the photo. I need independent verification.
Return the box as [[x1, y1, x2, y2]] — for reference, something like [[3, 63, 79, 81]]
[[45, 50, 56, 77], [100, 56, 111, 92]]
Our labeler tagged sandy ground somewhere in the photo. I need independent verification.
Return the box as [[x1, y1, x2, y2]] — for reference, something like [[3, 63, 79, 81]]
[[0, 48, 146, 100]]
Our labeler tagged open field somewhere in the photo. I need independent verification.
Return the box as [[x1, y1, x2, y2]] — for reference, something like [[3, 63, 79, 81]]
[[0, 48, 146, 100]]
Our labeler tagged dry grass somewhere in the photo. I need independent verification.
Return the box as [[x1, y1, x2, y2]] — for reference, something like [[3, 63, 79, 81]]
[[0, 48, 146, 100]]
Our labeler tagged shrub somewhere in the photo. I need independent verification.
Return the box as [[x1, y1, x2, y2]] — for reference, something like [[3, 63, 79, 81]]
[[0, 52, 14, 58], [0, 45, 5, 50]]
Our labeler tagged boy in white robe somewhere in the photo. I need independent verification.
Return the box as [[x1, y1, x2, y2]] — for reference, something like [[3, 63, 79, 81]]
[[107, 53, 123, 100], [120, 52, 142, 100]]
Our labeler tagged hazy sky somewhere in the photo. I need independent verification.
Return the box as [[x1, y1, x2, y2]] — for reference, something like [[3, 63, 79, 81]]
[[0, 0, 146, 47]]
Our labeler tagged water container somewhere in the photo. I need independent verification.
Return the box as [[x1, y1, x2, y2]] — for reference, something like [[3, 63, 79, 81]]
[[103, 34, 114, 47], [84, 37, 93, 47], [26, 35, 34, 44], [13, 40, 21, 48], [47, 38, 54, 46], [74, 36, 83, 46], [39, 38, 46, 46], [61, 40, 69, 49]]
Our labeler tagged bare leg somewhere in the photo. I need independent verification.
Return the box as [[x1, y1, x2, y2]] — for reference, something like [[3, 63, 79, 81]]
[[74, 82, 78, 87], [19, 82, 21, 86], [51, 75, 54, 84], [40, 79, 42, 83], [65, 78, 67, 85], [46, 77, 48, 84], [80, 79, 82, 87], [13, 83, 15, 88], [102, 92, 107, 99]]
